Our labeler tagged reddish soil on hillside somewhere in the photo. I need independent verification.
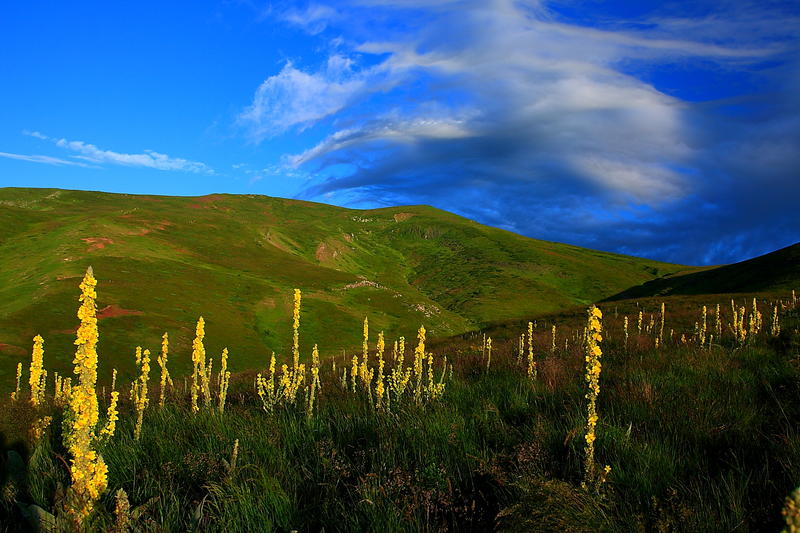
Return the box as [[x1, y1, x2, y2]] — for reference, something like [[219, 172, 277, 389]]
[[82, 237, 115, 251], [96, 304, 144, 319]]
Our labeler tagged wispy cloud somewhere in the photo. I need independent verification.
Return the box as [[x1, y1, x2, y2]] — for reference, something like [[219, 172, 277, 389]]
[[22, 131, 213, 174], [237, 55, 392, 141], [252, 0, 799, 264], [281, 3, 339, 34], [0, 151, 94, 167]]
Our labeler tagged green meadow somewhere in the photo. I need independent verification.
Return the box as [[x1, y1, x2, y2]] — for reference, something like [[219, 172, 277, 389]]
[[1, 189, 798, 532]]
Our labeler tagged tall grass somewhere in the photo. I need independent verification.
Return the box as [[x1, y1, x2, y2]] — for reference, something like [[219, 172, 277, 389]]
[[1, 278, 799, 531]]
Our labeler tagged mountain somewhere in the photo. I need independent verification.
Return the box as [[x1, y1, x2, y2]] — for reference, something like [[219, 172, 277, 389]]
[[603, 242, 800, 301], [0, 187, 687, 383]]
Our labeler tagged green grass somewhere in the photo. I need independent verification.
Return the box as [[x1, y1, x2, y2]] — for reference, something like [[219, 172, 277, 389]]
[[0, 187, 690, 388], [1, 296, 798, 532], [2, 187, 799, 531]]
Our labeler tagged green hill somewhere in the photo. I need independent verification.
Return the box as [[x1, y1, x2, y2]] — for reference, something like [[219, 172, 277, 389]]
[[0, 187, 686, 385], [603, 242, 800, 301]]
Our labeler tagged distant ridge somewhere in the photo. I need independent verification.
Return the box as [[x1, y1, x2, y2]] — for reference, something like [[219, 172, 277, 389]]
[[603, 242, 800, 301]]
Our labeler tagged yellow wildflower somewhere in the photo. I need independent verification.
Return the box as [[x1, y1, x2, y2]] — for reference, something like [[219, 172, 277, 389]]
[[191, 317, 206, 412], [29, 335, 45, 406], [64, 266, 107, 522]]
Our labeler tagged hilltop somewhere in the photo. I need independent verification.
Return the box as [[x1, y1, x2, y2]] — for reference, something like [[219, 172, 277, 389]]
[[0, 187, 687, 384], [603, 242, 800, 301]]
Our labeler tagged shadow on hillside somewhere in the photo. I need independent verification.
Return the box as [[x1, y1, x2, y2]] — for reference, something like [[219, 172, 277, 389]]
[[602, 242, 800, 301]]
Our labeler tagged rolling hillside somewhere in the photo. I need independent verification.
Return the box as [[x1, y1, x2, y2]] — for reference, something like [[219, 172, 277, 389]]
[[0, 187, 687, 385], [603, 242, 800, 301]]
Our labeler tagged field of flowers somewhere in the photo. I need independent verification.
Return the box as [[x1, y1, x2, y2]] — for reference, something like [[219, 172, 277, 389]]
[[1, 267, 799, 531]]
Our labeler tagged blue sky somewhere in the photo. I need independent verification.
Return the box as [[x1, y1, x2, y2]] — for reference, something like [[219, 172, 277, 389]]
[[1, 0, 798, 265]]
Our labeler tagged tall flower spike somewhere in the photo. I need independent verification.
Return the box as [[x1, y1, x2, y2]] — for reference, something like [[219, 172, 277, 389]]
[[191, 317, 206, 412], [29, 335, 45, 406], [308, 344, 320, 417], [527, 321, 535, 379], [158, 332, 172, 408], [12, 362, 22, 401], [293, 289, 301, 370], [64, 266, 108, 522], [219, 348, 230, 413], [414, 325, 425, 402], [583, 305, 609, 489], [361, 316, 369, 386], [134, 349, 150, 440]]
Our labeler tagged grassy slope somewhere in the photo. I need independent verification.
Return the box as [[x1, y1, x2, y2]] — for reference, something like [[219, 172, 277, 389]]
[[603, 242, 800, 301], [0, 187, 686, 386], [2, 294, 798, 532]]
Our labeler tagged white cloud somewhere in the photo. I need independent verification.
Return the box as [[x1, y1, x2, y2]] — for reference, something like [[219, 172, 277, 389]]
[[20, 131, 213, 173], [0, 151, 94, 167], [22, 130, 49, 140], [288, 115, 475, 167], [277, 0, 712, 203], [282, 3, 338, 34], [237, 55, 390, 141], [252, 0, 799, 263]]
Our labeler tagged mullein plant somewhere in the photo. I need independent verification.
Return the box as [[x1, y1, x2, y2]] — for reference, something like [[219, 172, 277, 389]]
[[388, 337, 412, 403], [771, 305, 781, 336], [203, 356, 213, 408], [359, 316, 374, 394], [132, 348, 151, 440], [158, 332, 173, 408], [129, 348, 142, 402], [256, 353, 278, 413], [191, 317, 206, 413], [279, 360, 305, 404], [623, 316, 629, 350], [278, 289, 306, 405], [11, 363, 22, 401], [737, 306, 748, 344], [699, 306, 707, 347], [114, 489, 131, 533], [485, 337, 492, 371], [414, 326, 426, 403], [29, 334, 45, 406], [375, 332, 386, 409], [99, 372, 119, 440], [54, 375, 73, 407], [53, 373, 62, 404], [583, 305, 611, 490], [218, 348, 231, 413], [782, 486, 800, 533], [307, 344, 321, 417], [527, 321, 536, 379], [30, 416, 53, 442], [256, 291, 310, 412], [425, 353, 446, 401], [350, 355, 358, 393], [750, 298, 763, 335], [63, 267, 108, 522], [293, 289, 301, 370]]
